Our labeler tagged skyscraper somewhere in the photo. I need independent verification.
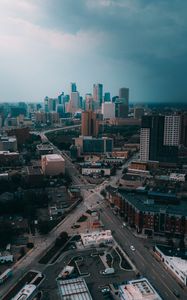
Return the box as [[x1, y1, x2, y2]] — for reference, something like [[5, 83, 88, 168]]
[[119, 87, 129, 102], [81, 110, 99, 137], [85, 94, 94, 111], [102, 102, 115, 119], [118, 87, 129, 117], [93, 83, 103, 107], [68, 91, 80, 113], [164, 115, 181, 146], [104, 92, 111, 102], [70, 82, 77, 92], [181, 113, 187, 147], [140, 115, 179, 163]]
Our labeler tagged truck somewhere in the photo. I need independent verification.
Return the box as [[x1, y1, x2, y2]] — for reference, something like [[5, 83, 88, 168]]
[[101, 268, 115, 275]]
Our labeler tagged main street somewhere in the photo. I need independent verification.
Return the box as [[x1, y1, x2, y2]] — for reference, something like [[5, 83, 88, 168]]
[[99, 205, 187, 300]]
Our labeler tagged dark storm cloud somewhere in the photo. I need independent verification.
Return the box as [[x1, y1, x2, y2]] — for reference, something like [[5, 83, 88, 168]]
[[38, 0, 187, 102], [0, 0, 187, 102]]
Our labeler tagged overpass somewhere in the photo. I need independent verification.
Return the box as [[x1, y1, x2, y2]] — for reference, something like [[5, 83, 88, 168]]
[[31, 124, 81, 143]]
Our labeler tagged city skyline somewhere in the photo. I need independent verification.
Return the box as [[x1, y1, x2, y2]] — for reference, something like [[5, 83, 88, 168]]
[[0, 0, 187, 103]]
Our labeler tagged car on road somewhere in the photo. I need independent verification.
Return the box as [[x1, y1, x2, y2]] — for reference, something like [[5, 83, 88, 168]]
[[122, 222, 126, 227], [101, 288, 110, 295], [130, 245, 135, 251]]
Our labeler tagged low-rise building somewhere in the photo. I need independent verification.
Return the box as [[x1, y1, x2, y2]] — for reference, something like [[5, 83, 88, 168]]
[[120, 173, 145, 189], [81, 230, 113, 247], [170, 173, 187, 182], [75, 136, 113, 154], [25, 166, 44, 187], [112, 151, 129, 159], [0, 151, 20, 166], [36, 143, 54, 156], [0, 252, 13, 263], [105, 187, 187, 237], [0, 135, 17, 152], [81, 165, 111, 176], [119, 278, 162, 300], [0, 173, 9, 180], [41, 154, 65, 176], [155, 245, 187, 286], [58, 277, 93, 300]]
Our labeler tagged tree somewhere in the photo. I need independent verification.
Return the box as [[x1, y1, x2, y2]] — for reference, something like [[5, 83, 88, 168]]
[[59, 231, 69, 242], [0, 223, 15, 248], [55, 231, 69, 247], [38, 220, 52, 235], [178, 236, 185, 251]]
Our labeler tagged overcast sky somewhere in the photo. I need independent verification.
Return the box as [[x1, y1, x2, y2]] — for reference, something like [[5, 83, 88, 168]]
[[0, 0, 187, 103]]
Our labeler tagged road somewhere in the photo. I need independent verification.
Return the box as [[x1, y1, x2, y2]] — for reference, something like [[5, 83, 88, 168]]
[[1, 130, 186, 299], [99, 205, 187, 300]]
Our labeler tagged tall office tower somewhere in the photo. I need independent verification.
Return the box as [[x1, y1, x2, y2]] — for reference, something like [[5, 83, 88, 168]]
[[58, 92, 64, 104], [93, 83, 103, 107], [119, 87, 129, 103], [102, 102, 115, 119], [70, 82, 77, 92], [164, 115, 181, 146], [44, 96, 49, 112], [68, 91, 80, 113], [81, 110, 99, 137], [104, 92, 111, 102], [181, 113, 187, 147], [118, 87, 129, 117], [85, 94, 94, 111], [48, 98, 58, 112], [56, 104, 64, 118], [115, 100, 128, 118], [134, 107, 144, 119], [140, 115, 178, 163]]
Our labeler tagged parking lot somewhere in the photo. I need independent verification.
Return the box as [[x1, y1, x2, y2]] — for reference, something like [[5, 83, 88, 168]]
[[41, 246, 136, 300]]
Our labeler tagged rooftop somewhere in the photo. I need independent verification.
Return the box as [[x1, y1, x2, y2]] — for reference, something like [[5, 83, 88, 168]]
[[42, 154, 65, 162], [58, 277, 93, 300], [169, 257, 187, 276], [119, 278, 162, 300], [118, 189, 187, 216]]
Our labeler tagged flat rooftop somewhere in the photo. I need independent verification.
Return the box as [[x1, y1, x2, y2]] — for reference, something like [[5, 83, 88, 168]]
[[58, 277, 93, 300], [42, 154, 65, 162], [118, 189, 187, 216], [119, 278, 162, 300]]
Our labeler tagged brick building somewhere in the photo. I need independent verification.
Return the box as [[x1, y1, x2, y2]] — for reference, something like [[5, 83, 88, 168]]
[[105, 187, 187, 238]]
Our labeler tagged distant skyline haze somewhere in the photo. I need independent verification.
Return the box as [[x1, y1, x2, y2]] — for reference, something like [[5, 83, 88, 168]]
[[0, 0, 187, 103]]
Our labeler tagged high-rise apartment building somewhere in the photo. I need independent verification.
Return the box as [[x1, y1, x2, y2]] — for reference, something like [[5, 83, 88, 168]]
[[81, 110, 99, 137], [93, 83, 103, 107], [164, 115, 181, 146], [140, 115, 179, 163], [180, 113, 187, 147], [140, 128, 150, 161]]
